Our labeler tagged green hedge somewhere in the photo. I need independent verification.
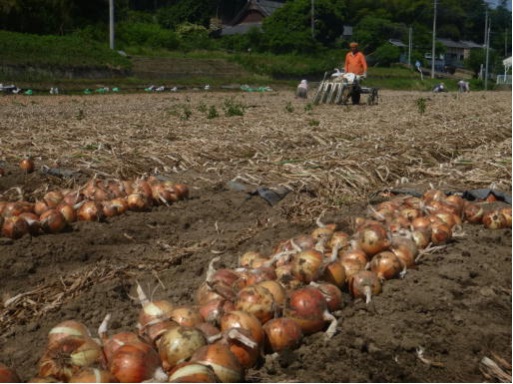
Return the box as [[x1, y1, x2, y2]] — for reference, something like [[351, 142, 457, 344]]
[[0, 30, 131, 69]]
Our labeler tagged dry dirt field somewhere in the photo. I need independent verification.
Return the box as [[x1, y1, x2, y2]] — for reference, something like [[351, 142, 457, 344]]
[[0, 89, 511, 383]]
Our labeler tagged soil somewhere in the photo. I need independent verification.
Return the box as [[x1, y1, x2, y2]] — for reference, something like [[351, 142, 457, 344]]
[[0, 89, 511, 383]]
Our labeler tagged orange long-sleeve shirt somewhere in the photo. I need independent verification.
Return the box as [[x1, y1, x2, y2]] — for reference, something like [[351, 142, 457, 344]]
[[344, 51, 367, 75]]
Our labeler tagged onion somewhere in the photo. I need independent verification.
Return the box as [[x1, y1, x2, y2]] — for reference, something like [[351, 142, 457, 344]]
[[262, 317, 303, 353], [43, 190, 64, 208], [235, 285, 275, 324], [19, 212, 41, 235], [348, 271, 382, 304], [69, 368, 117, 383], [314, 282, 344, 312], [329, 231, 351, 253], [290, 249, 324, 283], [273, 234, 315, 254], [2, 216, 30, 239], [39, 209, 67, 234], [38, 337, 102, 381], [390, 235, 418, 269], [284, 286, 328, 335], [108, 343, 162, 383], [157, 326, 207, 372], [47, 320, 92, 345], [138, 299, 175, 332], [500, 207, 512, 227], [20, 157, 35, 173], [189, 344, 243, 383], [444, 194, 465, 215], [77, 201, 104, 222], [168, 362, 219, 383], [63, 191, 84, 206], [34, 200, 50, 216], [173, 183, 189, 200], [339, 258, 365, 282], [482, 210, 508, 229], [355, 223, 391, 258], [238, 251, 269, 269], [434, 211, 461, 229], [463, 202, 485, 224], [321, 260, 346, 288], [422, 189, 446, 202], [126, 193, 152, 211], [57, 203, 77, 223], [256, 280, 286, 308], [103, 332, 143, 363], [398, 207, 422, 221], [216, 327, 260, 369], [430, 222, 452, 244], [199, 298, 235, 324], [170, 306, 204, 328], [0, 363, 20, 383], [219, 311, 264, 345], [411, 228, 432, 249], [369, 251, 403, 281], [195, 322, 222, 340]]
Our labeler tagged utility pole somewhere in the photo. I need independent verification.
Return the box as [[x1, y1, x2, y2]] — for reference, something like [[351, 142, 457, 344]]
[[408, 26, 413, 67], [311, 0, 315, 39], [485, 19, 491, 90], [109, 0, 114, 50], [431, 0, 437, 78]]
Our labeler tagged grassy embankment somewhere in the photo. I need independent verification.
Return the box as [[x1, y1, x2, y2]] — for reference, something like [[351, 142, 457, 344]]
[[0, 30, 482, 92]]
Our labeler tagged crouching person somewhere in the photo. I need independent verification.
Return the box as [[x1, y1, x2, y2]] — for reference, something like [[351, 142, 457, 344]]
[[296, 79, 308, 99]]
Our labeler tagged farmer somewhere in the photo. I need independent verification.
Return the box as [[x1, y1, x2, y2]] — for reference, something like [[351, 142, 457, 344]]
[[433, 82, 446, 93], [296, 79, 308, 99], [457, 80, 470, 93], [344, 42, 368, 104]]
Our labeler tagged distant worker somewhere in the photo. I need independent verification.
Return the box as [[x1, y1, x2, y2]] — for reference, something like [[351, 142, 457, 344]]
[[433, 82, 446, 93], [344, 42, 368, 104], [457, 80, 470, 93], [296, 79, 308, 99]]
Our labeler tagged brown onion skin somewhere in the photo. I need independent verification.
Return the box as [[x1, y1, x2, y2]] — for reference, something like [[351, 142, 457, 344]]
[[39, 209, 67, 234], [108, 343, 161, 383], [199, 298, 235, 324], [500, 207, 512, 227], [316, 282, 344, 312], [355, 223, 391, 258], [263, 317, 303, 353], [235, 285, 275, 324], [285, 286, 328, 335], [348, 271, 382, 301], [47, 320, 91, 345], [291, 249, 324, 283], [103, 332, 143, 363], [0, 363, 21, 383], [19, 212, 41, 235], [2, 216, 30, 239], [20, 157, 35, 173], [217, 327, 260, 369], [157, 326, 206, 373], [482, 210, 508, 229], [463, 202, 484, 224], [77, 201, 105, 222], [369, 251, 403, 281], [170, 306, 204, 328], [189, 344, 243, 383], [220, 310, 264, 345]]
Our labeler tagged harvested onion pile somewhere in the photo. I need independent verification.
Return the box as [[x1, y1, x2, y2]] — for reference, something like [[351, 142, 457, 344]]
[[0, 175, 189, 239], [0, 188, 510, 383]]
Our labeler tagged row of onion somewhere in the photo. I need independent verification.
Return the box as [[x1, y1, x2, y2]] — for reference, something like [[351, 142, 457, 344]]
[[0, 176, 189, 239], [0, 189, 510, 383]]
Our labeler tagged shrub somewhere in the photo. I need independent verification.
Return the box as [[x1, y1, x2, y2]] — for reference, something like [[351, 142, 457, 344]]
[[116, 22, 179, 50]]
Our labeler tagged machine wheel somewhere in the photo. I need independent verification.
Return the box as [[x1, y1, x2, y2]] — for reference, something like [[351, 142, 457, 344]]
[[351, 88, 361, 105]]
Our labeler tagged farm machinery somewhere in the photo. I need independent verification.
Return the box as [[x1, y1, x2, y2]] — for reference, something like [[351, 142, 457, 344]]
[[312, 70, 379, 105]]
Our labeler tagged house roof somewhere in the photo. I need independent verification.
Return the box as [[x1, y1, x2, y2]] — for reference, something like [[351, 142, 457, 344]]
[[437, 38, 482, 49], [229, 0, 284, 26]]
